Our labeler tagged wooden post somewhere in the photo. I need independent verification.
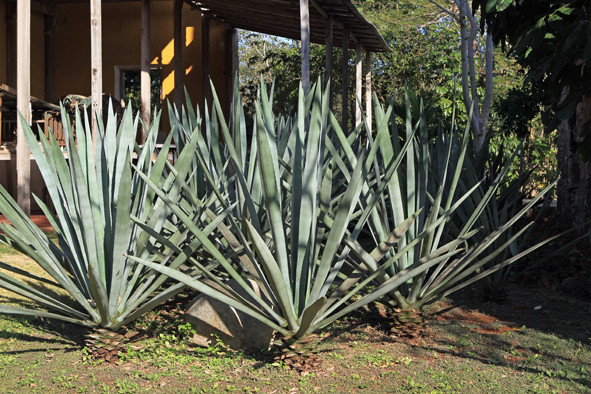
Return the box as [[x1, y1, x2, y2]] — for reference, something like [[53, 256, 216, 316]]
[[44, 14, 55, 103], [6, 2, 16, 88], [355, 43, 363, 128], [365, 51, 372, 134], [231, 28, 239, 80], [90, 0, 102, 150], [202, 13, 210, 108], [173, 0, 183, 111], [140, 0, 151, 140], [232, 29, 240, 114], [17, 0, 31, 215], [341, 27, 349, 130], [325, 15, 334, 108], [0, 95, 3, 146], [300, 0, 310, 93], [225, 28, 237, 114]]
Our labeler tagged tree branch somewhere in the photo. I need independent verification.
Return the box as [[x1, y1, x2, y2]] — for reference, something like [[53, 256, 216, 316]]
[[429, 0, 459, 22]]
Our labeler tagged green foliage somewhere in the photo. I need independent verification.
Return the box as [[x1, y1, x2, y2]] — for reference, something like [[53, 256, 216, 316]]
[[490, 128, 558, 199], [490, 83, 557, 200], [0, 106, 185, 330], [354, 0, 467, 123], [239, 32, 338, 119], [122, 69, 163, 113], [238, 1, 534, 146], [475, 0, 591, 159], [493, 86, 543, 138]]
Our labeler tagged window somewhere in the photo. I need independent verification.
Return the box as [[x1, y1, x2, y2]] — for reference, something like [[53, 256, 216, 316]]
[[115, 66, 162, 113]]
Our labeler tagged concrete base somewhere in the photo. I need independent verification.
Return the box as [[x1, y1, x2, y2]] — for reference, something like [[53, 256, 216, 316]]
[[184, 280, 275, 352]]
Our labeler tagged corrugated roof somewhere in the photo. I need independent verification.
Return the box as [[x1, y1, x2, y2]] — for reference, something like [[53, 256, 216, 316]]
[[189, 0, 389, 52]]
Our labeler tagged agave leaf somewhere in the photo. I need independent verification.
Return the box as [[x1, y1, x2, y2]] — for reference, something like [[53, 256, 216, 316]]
[[0, 195, 93, 315], [210, 81, 262, 230], [295, 297, 327, 339], [0, 261, 60, 288], [0, 305, 94, 327], [420, 179, 558, 302], [130, 258, 290, 336], [245, 220, 298, 330], [309, 151, 366, 302], [315, 246, 466, 330], [253, 99, 291, 287], [0, 270, 89, 320], [108, 153, 133, 317], [131, 166, 278, 319]]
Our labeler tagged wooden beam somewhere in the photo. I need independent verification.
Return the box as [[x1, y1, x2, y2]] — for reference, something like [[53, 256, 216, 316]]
[[140, 0, 151, 139], [365, 51, 372, 134], [191, 6, 363, 50], [355, 43, 362, 128], [309, 0, 327, 18], [173, 0, 183, 111], [90, 0, 102, 149], [45, 14, 56, 102], [325, 15, 334, 108], [202, 13, 210, 108], [17, 0, 31, 215], [156, 0, 390, 52], [300, 0, 311, 93], [49, 0, 169, 3], [341, 26, 349, 130]]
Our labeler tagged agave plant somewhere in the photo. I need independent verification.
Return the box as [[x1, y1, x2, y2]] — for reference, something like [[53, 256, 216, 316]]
[[166, 82, 268, 225], [131, 81, 469, 342], [0, 104, 205, 331], [350, 92, 560, 310]]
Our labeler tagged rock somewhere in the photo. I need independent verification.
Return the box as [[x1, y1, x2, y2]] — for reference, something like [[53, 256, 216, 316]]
[[184, 279, 274, 352]]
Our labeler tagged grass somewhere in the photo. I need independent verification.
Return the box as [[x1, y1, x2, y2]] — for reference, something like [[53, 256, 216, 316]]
[[0, 301, 589, 393], [0, 231, 71, 309], [0, 230, 59, 256], [0, 232, 589, 392]]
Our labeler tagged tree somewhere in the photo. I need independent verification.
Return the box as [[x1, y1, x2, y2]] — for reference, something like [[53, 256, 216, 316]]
[[474, 0, 591, 229], [357, 0, 495, 154], [238, 31, 344, 119], [238, 2, 524, 158], [356, 1, 463, 120]]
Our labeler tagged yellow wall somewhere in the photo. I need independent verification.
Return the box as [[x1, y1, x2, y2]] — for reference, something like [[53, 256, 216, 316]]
[[0, 1, 45, 97], [0, 0, 6, 83], [0, 0, 232, 211], [31, 12, 45, 99], [0, 161, 45, 212], [54, 1, 230, 128]]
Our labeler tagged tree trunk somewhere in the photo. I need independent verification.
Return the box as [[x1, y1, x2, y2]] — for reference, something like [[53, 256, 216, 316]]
[[557, 95, 591, 231]]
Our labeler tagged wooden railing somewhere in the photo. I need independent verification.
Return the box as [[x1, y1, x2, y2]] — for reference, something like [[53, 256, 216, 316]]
[[0, 83, 64, 148], [0, 111, 63, 147], [43, 111, 65, 146]]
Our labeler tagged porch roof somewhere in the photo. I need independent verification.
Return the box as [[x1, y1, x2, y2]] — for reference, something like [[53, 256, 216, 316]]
[[189, 0, 390, 52], [0, 84, 60, 113], [42, 0, 388, 52]]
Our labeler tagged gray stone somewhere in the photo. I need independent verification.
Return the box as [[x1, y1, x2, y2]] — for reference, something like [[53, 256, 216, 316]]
[[184, 279, 275, 352]]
